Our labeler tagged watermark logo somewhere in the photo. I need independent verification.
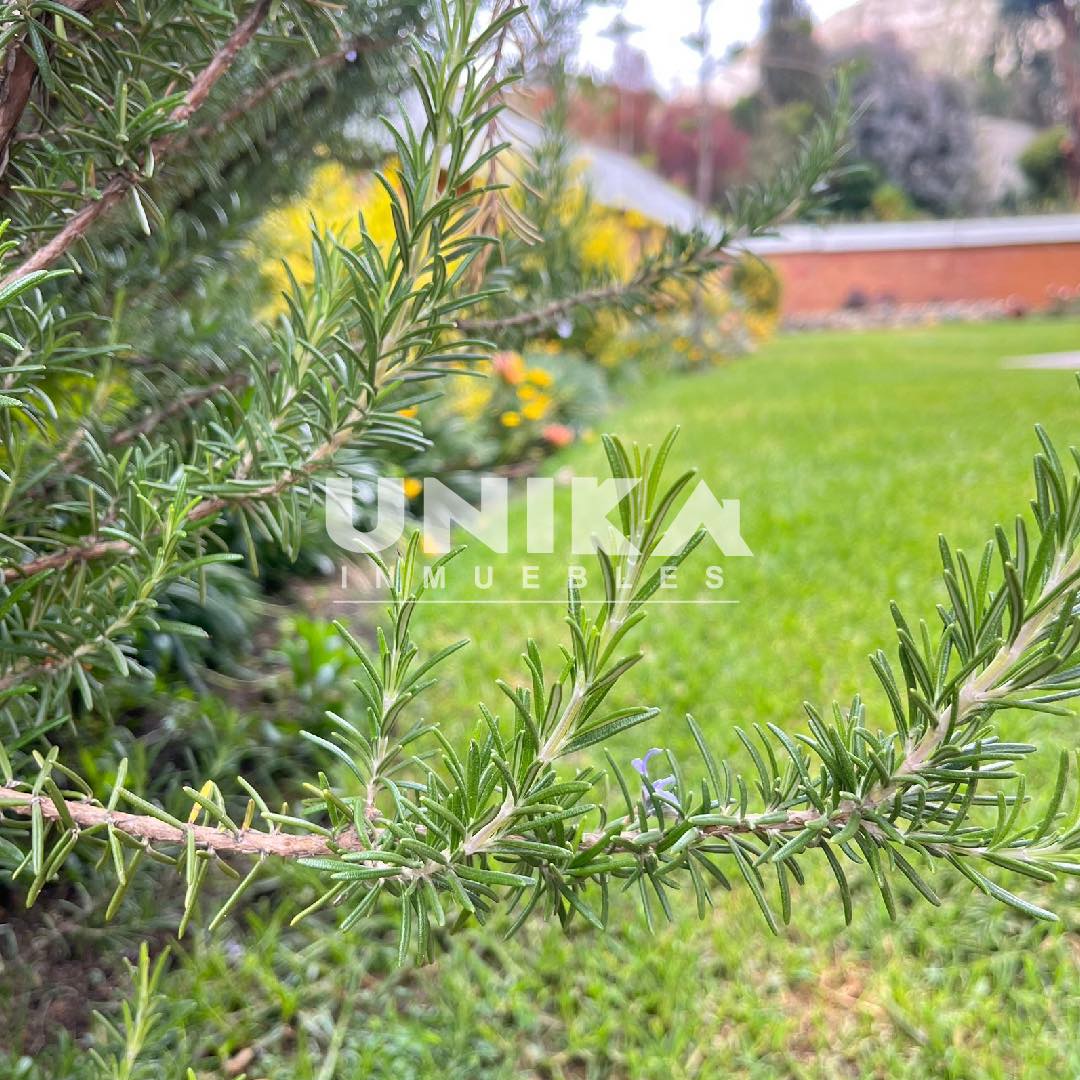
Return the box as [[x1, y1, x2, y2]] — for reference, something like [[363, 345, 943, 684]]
[[326, 476, 752, 557], [325, 474, 752, 605]]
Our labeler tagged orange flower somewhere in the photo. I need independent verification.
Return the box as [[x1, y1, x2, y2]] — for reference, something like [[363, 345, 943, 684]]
[[492, 351, 525, 385], [541, 423, 574, 448]]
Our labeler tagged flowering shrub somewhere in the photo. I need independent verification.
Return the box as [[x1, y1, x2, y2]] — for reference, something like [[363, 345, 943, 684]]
[[250, 151, 777, 388], [730, 254, 782, 326], [590, 291, 749, 373], [399, 347, 608, 486], [248, 156, 781, 478], [253, 159, 398, 315], [576, 203, 660, 281]]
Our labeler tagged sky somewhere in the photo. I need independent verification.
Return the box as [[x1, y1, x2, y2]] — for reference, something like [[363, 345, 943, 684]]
[[576, 1, 857, 94]]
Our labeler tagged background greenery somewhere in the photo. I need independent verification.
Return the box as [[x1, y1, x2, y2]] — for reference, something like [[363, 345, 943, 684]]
[[9, 318, 1079, 1078], [382, 317, 1080, 1080]]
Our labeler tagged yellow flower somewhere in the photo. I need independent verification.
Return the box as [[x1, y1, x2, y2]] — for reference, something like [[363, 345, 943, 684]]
[[521, 395, 552, 421], [500, 411, 522, 428], [252, 160, 402, 319], [517, 384, 538, 402], [453, 384, 492, 421], [397, 406, 418, 418], [745, 310, 778, 342], [526, 368, 554, 387], [403, 477, 423, 500], [580, 216, 635, 280]]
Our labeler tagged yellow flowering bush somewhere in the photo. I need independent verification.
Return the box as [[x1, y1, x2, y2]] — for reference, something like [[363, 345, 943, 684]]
[[451, 351, 578, 439], [246, 157, 780, 485], [251, 161, 397, 316], [730, 254, 782, 336], [585, 253, 782, 375], [397, 347, 608, 486], [250, 156, 777, 366]]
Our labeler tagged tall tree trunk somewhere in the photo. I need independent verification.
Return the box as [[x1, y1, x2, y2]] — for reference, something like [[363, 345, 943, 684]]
[[694, 0, 714, 208]]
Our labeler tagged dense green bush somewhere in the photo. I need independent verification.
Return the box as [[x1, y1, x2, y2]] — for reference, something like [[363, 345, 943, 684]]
[[1020, 126, 1071, 201]]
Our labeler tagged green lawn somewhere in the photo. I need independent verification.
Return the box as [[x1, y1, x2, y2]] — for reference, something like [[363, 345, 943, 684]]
[[349, 319, 1080, 1080], [27, 320, 1080, 1079]]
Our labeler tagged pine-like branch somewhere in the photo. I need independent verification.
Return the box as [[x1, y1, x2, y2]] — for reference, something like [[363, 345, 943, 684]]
[[457, 242, 734, 334], [6, 417, 1080, 947], [0, 0, 112, 167], [0, 0, 273, 288], [175, 36, 393, 153]]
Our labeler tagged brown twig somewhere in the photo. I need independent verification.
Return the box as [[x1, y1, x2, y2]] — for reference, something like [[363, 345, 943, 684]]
[[1, 387, 366, 585], [457, 256, 728, 334], [0, 1, 112, 172], [0, 0, 273, 289], [1, 537, 131, 584], [110, 367, 258, 447], [2, 557, 1055, 870], [0, 784, 923, 870], [458, 281, 642, 333], [0, 786, 361, 859], [175, 37, 391, 153]]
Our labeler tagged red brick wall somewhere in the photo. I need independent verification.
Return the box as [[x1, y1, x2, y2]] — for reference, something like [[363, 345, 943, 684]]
[[768, 242, 1080, 315]]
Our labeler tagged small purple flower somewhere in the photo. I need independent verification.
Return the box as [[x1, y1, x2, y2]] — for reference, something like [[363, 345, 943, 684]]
[[630, 747, 663, 778], [345, 49, 358, 62], [631, 748, 679, 810]]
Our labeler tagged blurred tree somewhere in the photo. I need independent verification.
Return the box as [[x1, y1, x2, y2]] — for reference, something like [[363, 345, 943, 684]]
[[1020, 123, 1072, 197], [760, 0, 828, 110], [841, 38, 978, 215], [684, 0, 717, 207], [729, 1, 829, 203], [743, 99, 818, 190], [651, 102, 749, 202], [824, 159, 883, 216], [978, 31, 1058, 127], [600, 10, 650, 153], [1001, 0, 1080, 197]]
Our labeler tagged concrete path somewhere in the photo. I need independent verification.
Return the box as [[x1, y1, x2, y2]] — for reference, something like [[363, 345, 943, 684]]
[[1004, 352, 1080, 369]]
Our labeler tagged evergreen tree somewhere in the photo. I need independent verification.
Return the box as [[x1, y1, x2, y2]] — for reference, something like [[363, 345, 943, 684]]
[[760, 0, 827, 110]]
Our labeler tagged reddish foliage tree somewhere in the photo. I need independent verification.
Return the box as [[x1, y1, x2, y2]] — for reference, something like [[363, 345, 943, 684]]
[[651, 102, 749, 203], [568, 83, 659, 156]]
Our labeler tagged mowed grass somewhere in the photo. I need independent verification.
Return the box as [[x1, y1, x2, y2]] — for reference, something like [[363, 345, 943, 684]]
[[350, 319, 1080, 1079], [64, 320, 1080, 1080]]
